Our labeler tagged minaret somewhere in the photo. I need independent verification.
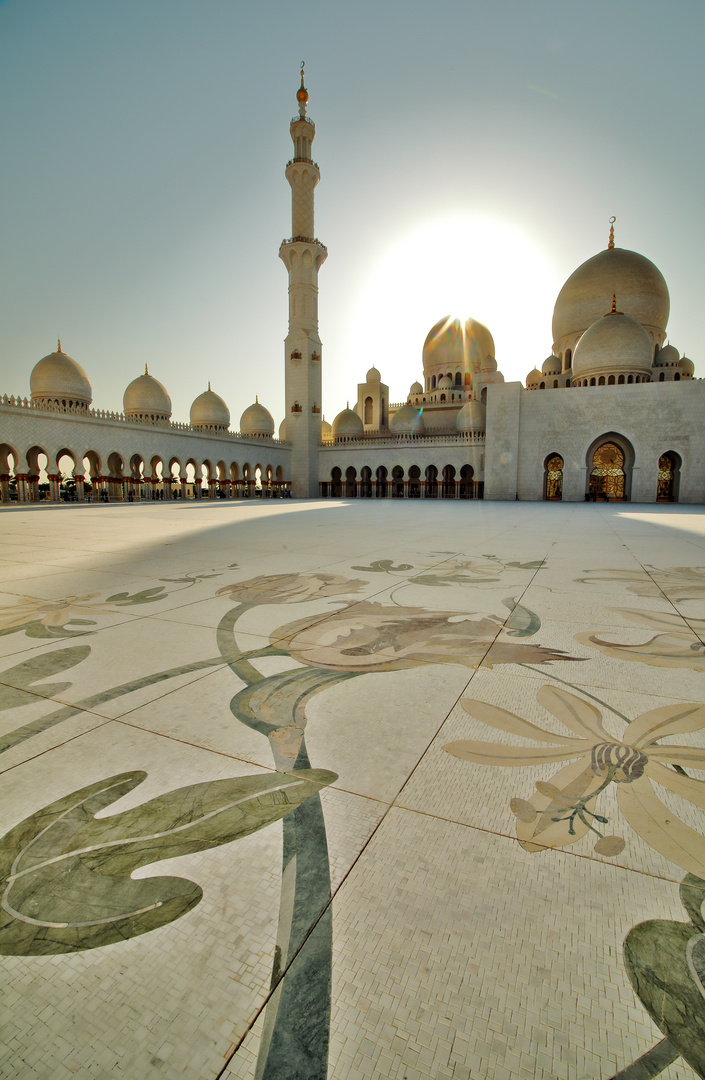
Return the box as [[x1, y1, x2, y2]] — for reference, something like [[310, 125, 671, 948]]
[[280, 63, 327, 497]]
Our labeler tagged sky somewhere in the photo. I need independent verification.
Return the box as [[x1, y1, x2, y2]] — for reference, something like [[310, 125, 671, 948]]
[[1, 0, 703, 430]]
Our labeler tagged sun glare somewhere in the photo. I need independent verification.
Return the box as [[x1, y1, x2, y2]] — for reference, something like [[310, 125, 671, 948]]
[[344, 213, 561, 402]]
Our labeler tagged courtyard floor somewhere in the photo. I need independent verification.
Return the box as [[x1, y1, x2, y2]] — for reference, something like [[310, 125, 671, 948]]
[[1, 499, 705, 1080]]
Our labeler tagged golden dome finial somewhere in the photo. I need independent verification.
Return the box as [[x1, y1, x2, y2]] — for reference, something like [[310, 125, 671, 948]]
[[296, 60, 309, 116], [256, 394, 259, 403], [604, 293, 622, 317], [208, 380, 211, 392], [145, 363, 149, 375], [57, 338, 62, 353], [608, 216, 616, 250]]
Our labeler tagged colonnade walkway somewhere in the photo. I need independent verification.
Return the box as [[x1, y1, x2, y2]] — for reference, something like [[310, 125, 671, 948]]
[[1, 500, 704, 1080]]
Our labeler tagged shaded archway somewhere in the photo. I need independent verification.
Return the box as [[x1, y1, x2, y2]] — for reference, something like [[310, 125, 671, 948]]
[[345, 466, 357, 497], [657, 451, 681, 502], [544, 454, 564, 501], [442, 464, 456, 498], [331, 467, 342, 497], [0, 443, 17, 502], [392, 465, 404, 498], [104, 452, 124, 501], [408, 465, 421, 498], [375, 465, 388, 498], [425, 465, 438, 498], [459, 464, 474, 499], [360, 466, 372, 498]]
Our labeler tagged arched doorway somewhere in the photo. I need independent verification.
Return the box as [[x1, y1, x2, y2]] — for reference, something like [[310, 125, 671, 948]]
[[392, 465, 404, 498], [345, 466, 357, 497], [425, 465, 438, 498], [360, 466, 372, 497], [331, 467, 342, 497], [459, 464, 474, 499], [657, 451, 681, 502], [442, 464, 456, 498], [375, 466, 388, 498], [588, 440, 629, 501], [544, 454, 564, 501], [408, 465, 421, 498]]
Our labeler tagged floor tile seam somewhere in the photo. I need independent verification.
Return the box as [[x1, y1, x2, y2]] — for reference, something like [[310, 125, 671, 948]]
[[367, 798, 694, 890], [506, 667, 705, 705], [608, 540, 703, 637], [84, 717, 398, 807], [0, 659, 228, 752], [216, 785, 689, 1077], [213, 794, 401, 1080], [0, 718, 113, 779], [84, 659, 231, 720]]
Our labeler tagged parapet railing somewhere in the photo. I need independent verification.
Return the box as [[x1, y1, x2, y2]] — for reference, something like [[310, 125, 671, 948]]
[[0, 396, 286, 444], [325, 431, 485, 447]]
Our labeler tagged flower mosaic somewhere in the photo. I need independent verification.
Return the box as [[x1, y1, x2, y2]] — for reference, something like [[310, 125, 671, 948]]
[[4, 541, 705, 1080], [577, 608, 705, 670], [216, 572, 367, 605], [272, 600, 568, 673], [578, 565, 705, 602], [444, 687, 705, 876]]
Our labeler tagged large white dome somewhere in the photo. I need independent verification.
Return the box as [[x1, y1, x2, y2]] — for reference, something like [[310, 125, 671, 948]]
[[30, 342, 92, 407], [389, 405, 424, 435], [553, 247, 669, 354], [190, 385, 230, 430], [123, 368, 171, 419], [423, 316, 495, 375], [572, 311, 653, 381], [455, 399, 486, 433], [332, 407, 364, 437], [240, 398, 274, 437]]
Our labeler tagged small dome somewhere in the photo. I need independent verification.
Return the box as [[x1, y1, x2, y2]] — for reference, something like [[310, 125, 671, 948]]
[[438, 375, 453, 390], [552, 247, 669, 350], [655, 344, 679, 367], [366, 366, 381, 383], [481, 354, 498, 373], [190, 385, 230, 430], [240, 397, 274, 437], [572, 311, 653, 379], [542, 355, 561, 376], [279, 418, 287, 441], [410, 380, 423, 395], [423, 316, 495, 375], [321, 417, 332, 437], [390, 405, 424, 435], [123, 368, 171, 419], [679, 355, 695, 376], [332, 407, 364, 437], [526, 367, 543, 388], [456, 399, 486, 433], [30, 342, 92, 407]]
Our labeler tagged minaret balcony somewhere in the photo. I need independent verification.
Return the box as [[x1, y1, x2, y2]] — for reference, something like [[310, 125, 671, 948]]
[[286, 157, 319, 168], [280, 237, 328, 254]]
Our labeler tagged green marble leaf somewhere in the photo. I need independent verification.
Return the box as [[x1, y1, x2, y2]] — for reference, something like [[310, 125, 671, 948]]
[[350, 559, 413, 573], [0, 646, 91, 711], [0, 766, 337, 955], [104, 586, 169, 605], [502, 597, 541, 637], [624, 919, 705, 1078]]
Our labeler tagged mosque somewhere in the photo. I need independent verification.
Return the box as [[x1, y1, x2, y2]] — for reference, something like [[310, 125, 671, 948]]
[[0, 72, 702, 505]]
